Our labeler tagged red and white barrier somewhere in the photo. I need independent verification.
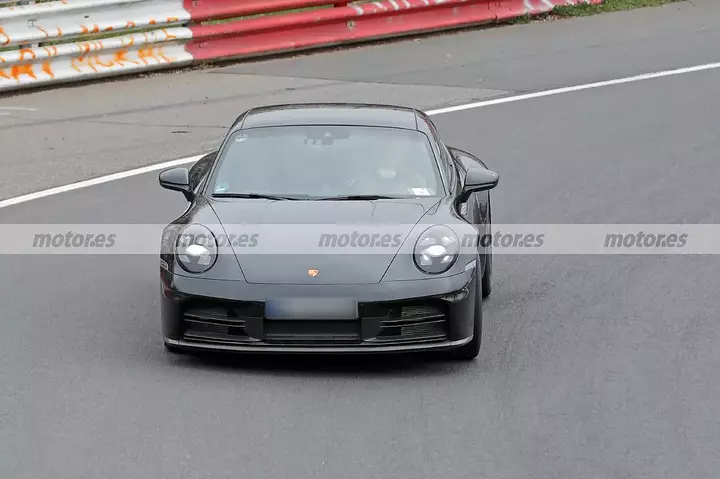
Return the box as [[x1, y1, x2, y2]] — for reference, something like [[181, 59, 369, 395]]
[[0, 0, 602, 93]]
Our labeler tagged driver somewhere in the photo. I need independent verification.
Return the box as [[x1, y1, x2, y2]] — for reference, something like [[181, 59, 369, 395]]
[[373, 139, 432, 196]]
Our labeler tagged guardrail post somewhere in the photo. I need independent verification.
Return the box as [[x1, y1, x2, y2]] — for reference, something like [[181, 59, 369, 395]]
[[18, 0, 39, 49]]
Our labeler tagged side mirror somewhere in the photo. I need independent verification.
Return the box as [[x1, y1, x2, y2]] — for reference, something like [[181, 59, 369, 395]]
[[459, 168, 499, 203], [159, 167, 193, 201]]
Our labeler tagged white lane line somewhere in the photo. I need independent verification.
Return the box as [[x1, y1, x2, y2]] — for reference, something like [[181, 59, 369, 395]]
[[0, 106, 37, 111], [1, 60, 720, 210], [426, 61, 720, 115], [0, 155, 204, 210]]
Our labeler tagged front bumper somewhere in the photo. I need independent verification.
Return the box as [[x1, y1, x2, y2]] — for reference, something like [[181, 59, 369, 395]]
[[164, 337, 472, 354], [161, 268, 477, 354]]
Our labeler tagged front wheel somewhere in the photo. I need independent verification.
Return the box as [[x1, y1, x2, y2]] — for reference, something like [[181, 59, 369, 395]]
[[450, 264, 483, 361], [481, 244, 492, 298], [481, 202, 492, 298]]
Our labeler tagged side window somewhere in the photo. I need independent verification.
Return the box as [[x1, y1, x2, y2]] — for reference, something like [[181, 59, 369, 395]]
[[425, 119, 456, 188], [454, 150, 476, 170], [447, 147, 486, 219], [452, 151, 467, 186], [188, 151, 217, 192], [450, 147, 485, 171]]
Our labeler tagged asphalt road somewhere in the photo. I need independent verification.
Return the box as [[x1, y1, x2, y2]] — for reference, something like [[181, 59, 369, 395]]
[[2, 1, 720, 478]]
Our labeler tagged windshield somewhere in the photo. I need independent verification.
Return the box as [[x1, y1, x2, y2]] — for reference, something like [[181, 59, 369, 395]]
[[208, 125, 444, 199]]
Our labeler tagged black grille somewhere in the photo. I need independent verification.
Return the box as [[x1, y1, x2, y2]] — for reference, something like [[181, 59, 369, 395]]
[[264, 320, 361, 344], [360, 301, 449, 344], [181, 301, 263, 345], [181, 300, 448, 347]]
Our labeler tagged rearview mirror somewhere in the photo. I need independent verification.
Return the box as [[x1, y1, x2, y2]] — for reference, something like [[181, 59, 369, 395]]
[[159, 167, 193, 201], [459, 168, 499, 203]]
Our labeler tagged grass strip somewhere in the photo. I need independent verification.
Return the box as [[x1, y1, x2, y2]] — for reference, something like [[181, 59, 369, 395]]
[[510, 0, 685, 24]]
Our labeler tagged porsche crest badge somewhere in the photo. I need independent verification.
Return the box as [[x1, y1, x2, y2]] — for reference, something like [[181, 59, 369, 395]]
[[308, 269, 319, 277]]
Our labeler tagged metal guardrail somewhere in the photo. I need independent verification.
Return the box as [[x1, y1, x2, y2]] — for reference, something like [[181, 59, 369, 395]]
[[0, 0, 191, 92], [0, 0, 603, 94]]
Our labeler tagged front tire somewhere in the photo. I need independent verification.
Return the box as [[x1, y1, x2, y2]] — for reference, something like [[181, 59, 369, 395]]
[[481, 247, 492, 298], [481, 202, 492, 298], [450, 264, 483, 361]]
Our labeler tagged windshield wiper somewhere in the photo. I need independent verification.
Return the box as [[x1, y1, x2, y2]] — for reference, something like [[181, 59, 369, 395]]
[[314, 195, 408, 201], [212, 193, 303, 201]]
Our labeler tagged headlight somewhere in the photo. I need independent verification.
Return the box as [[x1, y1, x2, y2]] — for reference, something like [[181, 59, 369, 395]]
[[413, 225, 459, 275], [175, 224, 218, 274]]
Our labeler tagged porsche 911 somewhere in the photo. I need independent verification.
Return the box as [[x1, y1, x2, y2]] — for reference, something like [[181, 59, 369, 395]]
[[158, 103, 498, 360]]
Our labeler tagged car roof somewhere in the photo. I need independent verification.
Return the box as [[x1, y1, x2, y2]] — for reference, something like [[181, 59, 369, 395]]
[[234, 103, 421, 131]]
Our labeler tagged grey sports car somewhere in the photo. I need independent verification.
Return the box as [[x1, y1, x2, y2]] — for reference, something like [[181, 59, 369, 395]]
[[158, 103, 499, 360]]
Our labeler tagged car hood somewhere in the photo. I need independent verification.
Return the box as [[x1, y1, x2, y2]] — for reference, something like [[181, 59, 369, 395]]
[[209, 198, 439, 284]]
